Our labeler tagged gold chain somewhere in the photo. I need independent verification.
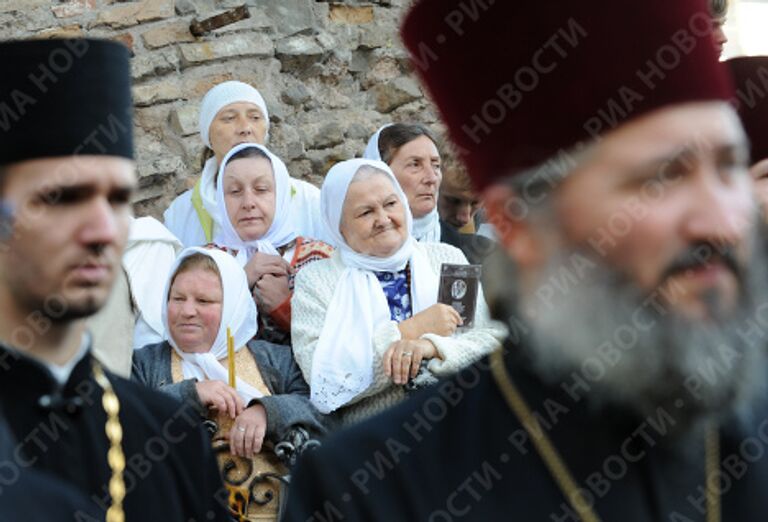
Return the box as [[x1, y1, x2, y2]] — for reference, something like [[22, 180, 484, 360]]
[[489, 349, 720, 522], [706, 426, 720, 522], [92, 360, 126, 522]]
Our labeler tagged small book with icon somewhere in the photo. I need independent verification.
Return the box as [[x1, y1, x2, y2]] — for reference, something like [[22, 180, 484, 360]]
[[437, 263, 482, 328]]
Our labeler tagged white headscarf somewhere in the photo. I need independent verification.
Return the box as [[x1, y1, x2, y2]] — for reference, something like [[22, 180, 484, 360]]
[[362, 124, 392, 161], [124, 216, 182, 338], [162, 247, 263, 404], [196, 81, 271, 230], [213, 143, 297, 266], [362, 124, 442, 243], [310, 159, 439, 413], [199, 156, 221, 230]]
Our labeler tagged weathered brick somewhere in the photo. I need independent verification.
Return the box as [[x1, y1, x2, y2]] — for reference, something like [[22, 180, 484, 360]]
[[329, 4, 374, 24], [52, 0, 95, 19], [95, 0, 175, 29], [371, 77, 421, 113], [191, 73, 235, 98], [133, 78, 184, 107], [0, 0, 46, 13], [179, 34, 273, 67], [131, 48, 179, 81], [170, 105, 199, 137], [141, 20, 196, 49], [112, 33, 135, 55], [37, 24, 84, 39], [138, 155, 185, 179], [276, 35, 322, 58]]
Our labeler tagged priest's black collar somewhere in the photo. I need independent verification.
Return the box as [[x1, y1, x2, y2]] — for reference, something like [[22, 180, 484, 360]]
[[0, 340, 97, 415]]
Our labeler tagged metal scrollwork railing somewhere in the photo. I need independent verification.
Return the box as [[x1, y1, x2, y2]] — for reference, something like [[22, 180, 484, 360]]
[[206, 418, 321, 521]]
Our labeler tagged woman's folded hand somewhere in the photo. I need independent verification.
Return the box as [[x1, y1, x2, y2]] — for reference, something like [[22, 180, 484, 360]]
[[230, 403, 268, 457], [397, 303, 462, 339], [383, 339, 438, 385], [195, 380, 245, 419]]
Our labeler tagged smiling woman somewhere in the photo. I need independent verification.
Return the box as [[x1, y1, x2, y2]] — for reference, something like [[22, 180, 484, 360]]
[[291, 159, 506, 425]]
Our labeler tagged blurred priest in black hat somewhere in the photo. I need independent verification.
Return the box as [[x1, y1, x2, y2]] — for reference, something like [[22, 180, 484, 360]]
[[0, 39, 228, 521], [285, 0, 768, 520]]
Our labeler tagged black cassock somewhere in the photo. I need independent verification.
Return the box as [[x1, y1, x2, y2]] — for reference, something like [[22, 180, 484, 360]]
[[0, 413, 103, 521], [0, 344, 230, 521], [285, 341, 768, 521]]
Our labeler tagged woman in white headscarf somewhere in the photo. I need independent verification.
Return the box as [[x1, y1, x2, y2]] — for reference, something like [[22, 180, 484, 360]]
[[291, 159, 506, 425], [132, 246, 326, 451], [163, 80, 328, 247], [213, 143, 334, 345], [363, 122, 443, 242]]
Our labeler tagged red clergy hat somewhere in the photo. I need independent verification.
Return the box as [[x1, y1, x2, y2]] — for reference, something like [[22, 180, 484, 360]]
[[400, 0, 733, 189], [727, 56, 768, 164]]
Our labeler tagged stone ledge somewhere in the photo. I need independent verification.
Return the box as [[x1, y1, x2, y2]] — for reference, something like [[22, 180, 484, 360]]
[[179, 33, 274, 67]]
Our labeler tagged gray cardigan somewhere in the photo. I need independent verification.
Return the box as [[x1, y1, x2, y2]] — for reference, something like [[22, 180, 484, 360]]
[[132, 340, 328, 442]]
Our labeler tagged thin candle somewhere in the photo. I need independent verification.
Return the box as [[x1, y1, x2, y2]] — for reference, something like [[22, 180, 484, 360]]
[[227, 327, 235, 388]]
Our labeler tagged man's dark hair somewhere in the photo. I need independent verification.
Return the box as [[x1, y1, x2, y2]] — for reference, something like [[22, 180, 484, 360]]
[[378, 123, 438, 164]]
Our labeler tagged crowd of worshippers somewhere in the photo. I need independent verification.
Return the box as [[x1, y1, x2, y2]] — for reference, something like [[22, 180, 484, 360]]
[[89, 77, 506, 428], [7, 0, 768, 519], [76, 78, 508, 519]]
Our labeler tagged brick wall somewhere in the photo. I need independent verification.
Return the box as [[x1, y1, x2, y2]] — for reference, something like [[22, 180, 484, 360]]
[[0, 0, 436, 218]]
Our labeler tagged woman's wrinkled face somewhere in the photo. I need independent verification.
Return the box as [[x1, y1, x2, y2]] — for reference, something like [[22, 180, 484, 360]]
[[340, 172, 408, 257], [388, 135, 441, 219], [223, 156, 276, 241], [208, 102, 268, 163], [167, 267, 223, 353]]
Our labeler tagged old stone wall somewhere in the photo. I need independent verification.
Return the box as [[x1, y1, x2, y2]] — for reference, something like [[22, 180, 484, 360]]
[[0, 0, 436, 218]]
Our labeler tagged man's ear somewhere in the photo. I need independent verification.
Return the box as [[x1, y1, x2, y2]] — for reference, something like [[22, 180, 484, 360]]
[[483, 183, 546, 268]]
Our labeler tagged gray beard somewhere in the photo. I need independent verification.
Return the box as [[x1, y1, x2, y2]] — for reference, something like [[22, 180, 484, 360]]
[[483, 228, 768, 434]]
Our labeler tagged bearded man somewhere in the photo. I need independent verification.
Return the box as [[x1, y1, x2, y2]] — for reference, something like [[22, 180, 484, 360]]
[[284, 0, 768, 520]]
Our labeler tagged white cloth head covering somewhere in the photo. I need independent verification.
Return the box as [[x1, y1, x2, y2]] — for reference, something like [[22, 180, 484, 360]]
[[161, 246, 263, 404], [198, 80, 270, 148], [213, 143, 297, 266], [123, 216, 183, 338], [362, 123, 393, 161], [362, 123, 441, 243], [311, 159, 439, 413]]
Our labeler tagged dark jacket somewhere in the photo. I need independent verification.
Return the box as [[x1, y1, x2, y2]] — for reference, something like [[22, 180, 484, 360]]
[[0, 345, 228, 521], [132, 340, 328, 442], [440, 219, 496, 265], [284, 340, 768, 521]]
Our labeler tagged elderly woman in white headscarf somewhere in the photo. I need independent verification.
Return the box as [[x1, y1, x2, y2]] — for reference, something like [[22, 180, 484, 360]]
[[363, 122, 443, 243], [132, 246, 326, 457], [213, 143, 334, 345], [291, 159, 506, 425], [163, 80, 328, 247]]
